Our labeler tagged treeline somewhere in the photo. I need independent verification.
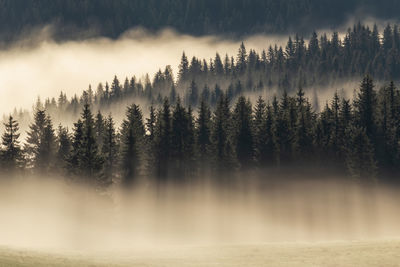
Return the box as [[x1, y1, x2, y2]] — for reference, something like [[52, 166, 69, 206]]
[[28, 22, 400, 122], [1, 76, 399, 187], [1, 0, 400, 43]]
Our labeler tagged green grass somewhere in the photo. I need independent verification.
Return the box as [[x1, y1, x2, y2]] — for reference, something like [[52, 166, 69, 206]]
[[1, 240, 400, 267]]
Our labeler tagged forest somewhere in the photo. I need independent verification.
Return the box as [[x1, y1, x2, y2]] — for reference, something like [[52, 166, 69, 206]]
[[1, 0, 400, 43], [9, 23, 400, 125], [1, 22, 400, 188], [1, 75, 399, 188]]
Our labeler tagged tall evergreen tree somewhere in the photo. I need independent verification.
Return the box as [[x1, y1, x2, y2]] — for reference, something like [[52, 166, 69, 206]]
[[232, 96, 254, 169], [120, 104, 145, 186], [1, 116, 22, 173], [196, 99, 212, 169], [102, 115, 118, 186]]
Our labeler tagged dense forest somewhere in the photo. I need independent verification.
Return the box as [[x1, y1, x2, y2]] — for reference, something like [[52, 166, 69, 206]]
[[1, 75, 399, 188], [2, 22, 400, 187], [1, 0, 400, 43], [10, 22, 400, 123]]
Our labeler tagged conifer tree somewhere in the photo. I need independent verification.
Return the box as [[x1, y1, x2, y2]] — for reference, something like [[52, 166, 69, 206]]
[[120, 104, 145, 186], [196, 99, 212, 169], [1, 116, 22, 173], [56, 125, 70, 171], [233, 96, 254, 169], [170, 98, 188, 179], [25, 109, 47, 169], [94, 111, 106, 152], [345, 126, 377, 181], [102, 115, 118, 186], [211, 93, 236, 174], [354, 76, 377, 141], [79, 104, 103, 184], [153, 98, 172, 181]]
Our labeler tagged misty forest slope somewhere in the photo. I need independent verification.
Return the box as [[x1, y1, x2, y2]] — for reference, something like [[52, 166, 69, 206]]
[[1, 241, 400, 267], [1, 0, 400, 43]]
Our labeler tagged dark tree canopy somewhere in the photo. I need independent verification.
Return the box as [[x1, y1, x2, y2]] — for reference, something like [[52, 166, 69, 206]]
[[1, 0, 400, 44]]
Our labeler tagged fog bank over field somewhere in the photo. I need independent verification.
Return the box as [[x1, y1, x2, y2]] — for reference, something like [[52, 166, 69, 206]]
[[0, 176, 399, 251]]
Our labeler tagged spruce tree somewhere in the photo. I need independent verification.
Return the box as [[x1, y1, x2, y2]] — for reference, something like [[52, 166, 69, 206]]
[[211, 93, 236, 174], [354, 76, 377, 141], [196, 99, 212, 169], [153, 98, 172, 181], [25, 109, 47, 169], [79, 103, 103, 184], [1, 116, 22, 173], [102, 115, 118, 186], [233, 96, 254, 169], [345, 126, 377, 181], [56, 125, 71, 172], [120, 104, 145, 186]]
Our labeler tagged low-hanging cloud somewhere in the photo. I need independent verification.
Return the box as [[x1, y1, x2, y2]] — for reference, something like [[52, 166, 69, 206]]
[[0, 27, 290, 117], [0, 15, 396, 118]]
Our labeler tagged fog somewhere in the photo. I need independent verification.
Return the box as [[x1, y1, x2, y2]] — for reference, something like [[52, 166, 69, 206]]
[[0, 27, 292, 117], [0, 175, 399, 253], [1, 16, 395, 117]]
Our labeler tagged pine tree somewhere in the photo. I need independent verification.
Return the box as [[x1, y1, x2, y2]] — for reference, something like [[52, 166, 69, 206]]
[[354, 76, 377, 141], [211, 93, 236, 174], [25, 109, 47, 169], [237, 42, 247, 73], [1, 116, 22, 173], [178, 52, 189, 83], [188, 80, 199, 107], [56, 125, 70, 172], [196, 99, 212, 169], [153, 98, 172, 181], [102, 115, 118, 186], [25, 109, 56, 173], [67, 120, 83, 177], [39, 115, 57, 173], [170, 98, 188, 179], [110, 75, 122, 100], [120, 104, 145, 186], [79, 103, 103, 184], [94, 111, 106, 152], [257, 104, 277, 167], [345, 126, 377, 181], [233, 96, 254, 169]]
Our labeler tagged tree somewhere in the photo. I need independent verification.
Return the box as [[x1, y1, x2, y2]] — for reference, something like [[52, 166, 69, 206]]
[[101, 115, 118, 186], [237, 42, 247, 73], [25, 109, 56, 173], [196, 99, 212, 168], [120, 104, 145, 186], [94, 111, 106, 152], [188, 80, 199, 106], [178, 52, 189, 82], [75, 103, 103, 185], [153, 98, 172, 181], [211, 93, 236, 174], [25, 109, 47, 169], [354, 76, 377, 141], [232, 96, 254, 169], [170, 98, 188, 179], [56, 125, 70, 172], [345, 126, 377, 181], [1, 116, 22, 173]]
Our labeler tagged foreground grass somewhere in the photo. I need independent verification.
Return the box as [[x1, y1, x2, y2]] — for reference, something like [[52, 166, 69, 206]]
[[1, 240, 400, 267]]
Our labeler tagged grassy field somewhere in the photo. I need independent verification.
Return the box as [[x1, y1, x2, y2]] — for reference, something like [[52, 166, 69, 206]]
[[1, 240, 399, 267]]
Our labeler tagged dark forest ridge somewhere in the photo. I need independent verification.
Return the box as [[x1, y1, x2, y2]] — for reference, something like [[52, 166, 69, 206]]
[[1, 76, 400, 186], [1, 0, 400, 44]]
